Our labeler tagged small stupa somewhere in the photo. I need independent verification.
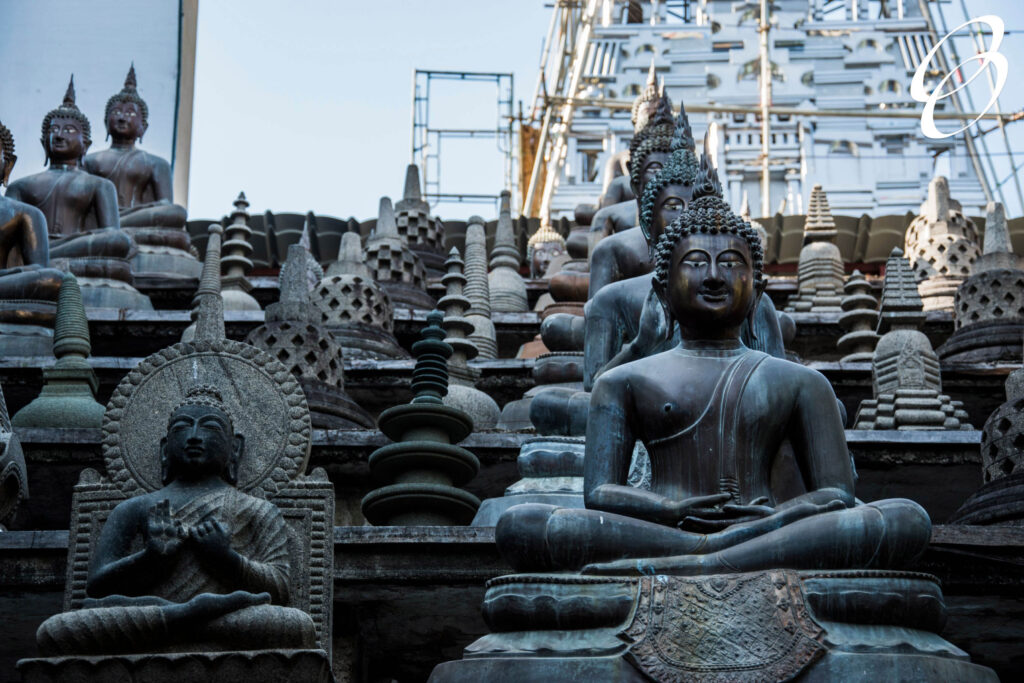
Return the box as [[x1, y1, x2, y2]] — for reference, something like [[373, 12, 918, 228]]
[[315, 231, 407, 360], [939, 201, 1024, 362], [463, 216, 499, 359], [246, 244, 373, 429], [362, 311, 481, 525], [394, 164, 446, 276], [904, 176, 981, 311], [12, 273, 105, 428], [365, 196, 435, 310], [785, 185, 844, 313], [853, 248, 971, 430], [488, 190, 528, 312], [220, 192, 261, 311], [438, 247, 500, 428], [837, 270, 880, 362]]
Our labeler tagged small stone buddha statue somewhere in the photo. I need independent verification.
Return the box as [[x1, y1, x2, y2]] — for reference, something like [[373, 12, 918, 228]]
[[527, 222, 566, 279], [5, 77, 149, 309], [83, 65, 187, 228], [498, 184, 931, 577], [34, 384, 317, 656], [0, 117, 64, 329]]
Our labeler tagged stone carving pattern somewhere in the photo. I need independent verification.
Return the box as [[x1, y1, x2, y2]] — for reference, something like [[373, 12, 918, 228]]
[[954, 270, 1024, 329], [980, 395, 1024, 483], [314, 274, 394, 333], [624, 572, 825, 683], [247, 321, 345, 390], [366, 242, 427, 289]]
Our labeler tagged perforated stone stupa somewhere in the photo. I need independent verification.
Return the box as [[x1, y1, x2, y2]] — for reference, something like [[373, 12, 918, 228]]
[[394, 164, 446, 276], [365, 196, 435, 310], [488, 190, 528, 313], [438, 247, 499, 429], [904, 176, 981, 311], [853, 248, 971, 430], [940, 201, 1024, 363], [785, 184, 844, 313], [246, 244, 373, 429], [315, 231, 406, 360]]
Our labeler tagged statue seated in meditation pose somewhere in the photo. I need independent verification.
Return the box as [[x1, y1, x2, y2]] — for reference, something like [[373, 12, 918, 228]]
[[499, 168, 931, 576], [0, 118, 63, 317], [34, 385, 316, 655], [5, 78, 134, 268], [84, 65, 187, 229]]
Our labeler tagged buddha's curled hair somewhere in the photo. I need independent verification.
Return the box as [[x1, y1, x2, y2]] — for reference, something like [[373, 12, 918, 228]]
[[652, 142, 764, 293], [638, 115, 699, 240], [105, 64, 150, 133], [41, 76, 92, 148]]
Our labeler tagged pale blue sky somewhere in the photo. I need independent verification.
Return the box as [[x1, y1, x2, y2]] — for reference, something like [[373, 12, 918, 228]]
[[187, 0, 550, 222]]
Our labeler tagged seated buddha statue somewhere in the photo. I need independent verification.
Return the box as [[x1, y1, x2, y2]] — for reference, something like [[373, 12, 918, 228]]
[[83, 65, 187, 229], [35, 385, 317, 655], [5, 77, 134, 267], [584, 140, 784, 389], [499, 166, 930, 577], [0, 118, 63, 317]]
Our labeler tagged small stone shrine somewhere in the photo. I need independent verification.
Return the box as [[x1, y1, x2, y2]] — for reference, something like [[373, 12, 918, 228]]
[[438, 247, 500, 429], [949, 346, 1024, 525], [361, 311, 481, 525], [16, 234, 334, 682], [0, 116, 64, 355], [463, 216, 498, 359], [314, 231, 407, 360], [12, 272, 105, 429], [83, 65, 200, 282], [220, 192, 261, 311], [365, 196, 434, 310], [394, 164, 446, 276], [904, 176, 981, 311], [785, 184, 844, 313], [246, 244, 373, 429], [0, 383, 28, 530], [431, 185, 996, 683], [487, 190, 528, 313], [5, 77, 152, 311], [940, 201, 1024, 362], [853, 248, 971, 430], [836, 270, 879, 362]]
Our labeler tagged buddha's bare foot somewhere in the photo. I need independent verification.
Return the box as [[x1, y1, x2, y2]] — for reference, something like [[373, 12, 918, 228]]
[[581, 555, 705, 576], [166, 590, 271, 628]]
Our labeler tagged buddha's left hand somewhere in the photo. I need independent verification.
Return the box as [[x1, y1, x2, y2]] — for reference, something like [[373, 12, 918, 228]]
[[679, 496, 775, 532], [190, 519, 234, 562]]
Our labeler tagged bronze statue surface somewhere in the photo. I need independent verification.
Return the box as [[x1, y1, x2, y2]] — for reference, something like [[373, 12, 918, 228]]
[[83, 65, 186, 228], [499, 177, 930, 577]]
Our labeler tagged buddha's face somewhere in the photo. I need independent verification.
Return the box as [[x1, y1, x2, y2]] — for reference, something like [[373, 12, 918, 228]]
[[667, 231, 755, 337], [107, 100, 145, 141], [162, 404, 238, 483], [634, 150, 670, 198], [46, 116, 88, 163], [532, 241, 564, 278], [648, 181, 693, 247]]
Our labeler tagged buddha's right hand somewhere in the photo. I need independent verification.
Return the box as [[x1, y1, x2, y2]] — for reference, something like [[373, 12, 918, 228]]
[[668, 493, 733, 524], [145, 499, 184, 557]]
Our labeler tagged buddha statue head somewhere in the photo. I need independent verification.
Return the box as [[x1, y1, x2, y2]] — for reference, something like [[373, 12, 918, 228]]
[[630, 60, 673, 134], [160, 385, 244, 486], [651, 145, 765, 340], [1, 118, 16, 186], [528, 222, 567, 278], [629, 101, 693, 200], [41, 76, 92, 166], [638, 114, 699, 250], [104, 64, 149, 144]]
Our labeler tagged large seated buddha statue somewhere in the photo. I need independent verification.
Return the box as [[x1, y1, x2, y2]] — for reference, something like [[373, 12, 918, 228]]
[[84, 65, 200, 280], [5, 77, 151, 310], [0, 117, 64, 354], [430, 155, 995, 683]]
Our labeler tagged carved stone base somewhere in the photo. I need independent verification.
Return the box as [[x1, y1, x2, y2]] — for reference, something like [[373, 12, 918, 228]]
[[122, 226, 202, 280], [938, 319, 1024, 363], [429, 570, 997, 683], [76, 276, 153, 311], [17, 648, 334, 683], [0, 322, 53, 356], [323, 323, 409, 361], [380, 281, 436, 311]]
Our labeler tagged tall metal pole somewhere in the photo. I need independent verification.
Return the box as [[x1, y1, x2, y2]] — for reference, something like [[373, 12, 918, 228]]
[[759, 0, 772, 218]]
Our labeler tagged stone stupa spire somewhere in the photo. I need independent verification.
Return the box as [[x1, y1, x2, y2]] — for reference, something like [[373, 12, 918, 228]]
[[488, 190, 528, 312], [365, 196, 434, 309], [785, 184, 844, 313], [183, 225, 226, 342], [12, 273, 105, 428], [803, 184, 838, 243], [394, 165, 446, 275], [220, 192, 260, 311], [463, 216, 498, 359]]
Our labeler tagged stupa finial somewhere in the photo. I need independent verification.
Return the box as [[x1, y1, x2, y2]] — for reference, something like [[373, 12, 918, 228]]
[[410, 310, 453, 405], [193, 225, 226, 341]]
